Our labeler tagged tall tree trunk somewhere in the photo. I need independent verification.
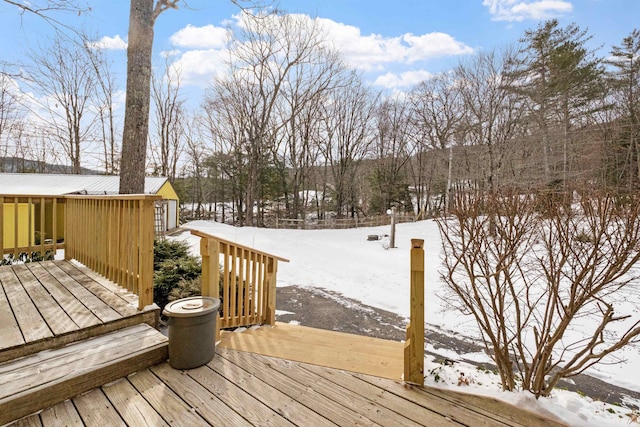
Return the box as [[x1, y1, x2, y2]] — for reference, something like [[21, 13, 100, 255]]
[[120, 0, 155, 194]]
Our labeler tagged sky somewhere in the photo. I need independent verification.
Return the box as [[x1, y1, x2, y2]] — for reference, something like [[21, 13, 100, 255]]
[[176, 218, 640, 427], [1, 0, 640, 98]]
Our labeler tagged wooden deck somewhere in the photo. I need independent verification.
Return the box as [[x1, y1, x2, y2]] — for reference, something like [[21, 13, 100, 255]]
[[8, 346, 568, 427], [0, 260, 157, 363], [0, 261, 569, 427], [219, 322, 404, 380]]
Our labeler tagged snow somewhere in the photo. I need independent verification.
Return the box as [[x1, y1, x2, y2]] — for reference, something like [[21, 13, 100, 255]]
[[175, 219, 640, 426]]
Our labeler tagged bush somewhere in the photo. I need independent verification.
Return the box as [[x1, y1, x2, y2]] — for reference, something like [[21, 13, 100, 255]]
[[153, 239, 201, 311], [437, 192, 640, 398], [1, 251, 54, 266], [168, 277, 202, 302]]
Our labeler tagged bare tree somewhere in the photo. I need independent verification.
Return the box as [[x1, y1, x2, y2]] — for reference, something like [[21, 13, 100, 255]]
[[408, 73, 464, 216], [84, 35, 120, 174], [150, 55, 185, 182], [275, 31, 345, 219], [0, 73, 23, 170], [181, 113, 209, 218], [455, 47, 525, 193], [1, 0, 90, 38], [438, 191, 640, 397], [320, 72, 377, 218], [369, 94, 413, 214], [26, 34, 97, 173], [206, 9, 339, 226]]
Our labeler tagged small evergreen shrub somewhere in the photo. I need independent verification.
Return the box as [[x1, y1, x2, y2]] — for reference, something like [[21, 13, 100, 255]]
[[153, 239, 201, 311]]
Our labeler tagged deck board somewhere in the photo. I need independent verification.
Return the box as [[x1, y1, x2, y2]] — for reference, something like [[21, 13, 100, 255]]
[[0, 261, 155, 363], [39, 261, 122, 323], [40, 399, 83, 427], [0, 275, 24, 349], [126, 369, 208, 426], [53, 261, 138, 318], [248, 350, 422, 427], [208, 354, 333, 426], [101, 376, 169, 427], [24, 262, 101, 330], [150, 363, 253, 427], [7, 346, 570, 427], [217, 346, 384, 426], [0, 267, 52, 342], [12, 264, 78, 335], [302, 361, 456, 426], [73, 389, 126, 427], [219, 322, 404, 380]]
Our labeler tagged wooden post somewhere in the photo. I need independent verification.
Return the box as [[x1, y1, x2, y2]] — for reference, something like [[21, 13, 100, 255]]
[[390, 206, 396, 248], [404, 238, 425, 386], [137, 198, 155, 310], [200, 236, 221, 341], [0, 196, 4, 256], [264, 257, 278, 325]]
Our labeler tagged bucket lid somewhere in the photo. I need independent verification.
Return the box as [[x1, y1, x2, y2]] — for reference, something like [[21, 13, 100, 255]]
[[162, 296, 220, 317]]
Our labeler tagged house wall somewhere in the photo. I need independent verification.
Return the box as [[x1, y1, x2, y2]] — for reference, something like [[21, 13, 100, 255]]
[[157, 181, 180, 229], [2, 203, 35, 251], [37, 201, 65, 243]]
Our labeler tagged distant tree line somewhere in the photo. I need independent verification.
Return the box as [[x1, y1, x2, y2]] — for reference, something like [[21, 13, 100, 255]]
[[1, 7, 639, 226]]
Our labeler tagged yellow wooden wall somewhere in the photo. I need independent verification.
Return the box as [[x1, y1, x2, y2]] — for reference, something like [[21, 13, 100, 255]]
[[157, 181, 180, 228], [2, 203, 35, 250]]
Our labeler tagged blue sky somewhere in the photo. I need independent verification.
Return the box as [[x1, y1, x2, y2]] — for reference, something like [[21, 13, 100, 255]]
[[1, 0, 639, 96]]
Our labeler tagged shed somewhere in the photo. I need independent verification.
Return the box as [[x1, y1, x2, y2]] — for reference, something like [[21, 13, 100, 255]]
[[1, 173, 179, 250]]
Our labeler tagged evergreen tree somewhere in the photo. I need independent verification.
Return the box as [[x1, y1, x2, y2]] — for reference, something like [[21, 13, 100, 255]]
[[605, 29, 640, 189], [507, 19, 604, 188]]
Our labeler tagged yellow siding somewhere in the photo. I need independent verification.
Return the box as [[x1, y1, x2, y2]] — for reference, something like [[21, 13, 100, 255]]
[[156, 181, 179, 229], [156, 181, 179, 201], [2, 203, 35, 250]]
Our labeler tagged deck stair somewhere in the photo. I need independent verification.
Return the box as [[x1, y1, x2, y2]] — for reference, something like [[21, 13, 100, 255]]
[[0, 323, 168, 425]]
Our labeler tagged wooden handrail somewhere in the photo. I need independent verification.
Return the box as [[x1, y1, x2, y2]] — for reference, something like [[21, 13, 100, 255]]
[[192, 229, 289, 340], [64, 195, 160, 310], [404, 238, 425, 386], [2, 193, 160, 311]]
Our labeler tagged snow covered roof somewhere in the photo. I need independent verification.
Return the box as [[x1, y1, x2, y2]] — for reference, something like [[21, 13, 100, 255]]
[[0, 173, 169, 196]]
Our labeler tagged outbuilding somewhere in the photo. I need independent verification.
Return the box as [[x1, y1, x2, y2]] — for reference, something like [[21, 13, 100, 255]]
[[0, 173, 179, 251]]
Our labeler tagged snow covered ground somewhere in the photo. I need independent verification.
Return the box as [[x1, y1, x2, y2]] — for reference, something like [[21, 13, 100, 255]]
[[174, 219, 640, 426]]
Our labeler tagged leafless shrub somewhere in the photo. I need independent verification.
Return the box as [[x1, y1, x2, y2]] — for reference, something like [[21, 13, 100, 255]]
[[437, 190, 640, 398]]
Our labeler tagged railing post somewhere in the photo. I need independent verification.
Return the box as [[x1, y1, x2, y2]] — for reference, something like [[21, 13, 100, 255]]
[[404, 238, 425, 386], [137, 197, 155, 310], [200, 236, 221, 341], [264, 257, 278, 325], [0, 196, 4, 256]]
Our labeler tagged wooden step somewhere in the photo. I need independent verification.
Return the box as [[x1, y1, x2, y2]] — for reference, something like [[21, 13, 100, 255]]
[[0, 323, 168, 426]]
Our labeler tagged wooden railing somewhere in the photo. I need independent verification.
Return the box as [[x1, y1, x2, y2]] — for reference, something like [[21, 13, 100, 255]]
[[1, 195, 66, 259], [64, 195, 160, 310], [405, 238, 425, 386], [192, 229, 289, 340]]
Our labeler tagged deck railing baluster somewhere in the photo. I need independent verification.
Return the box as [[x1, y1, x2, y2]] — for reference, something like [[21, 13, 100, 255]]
[[192, 229, 288, 341]]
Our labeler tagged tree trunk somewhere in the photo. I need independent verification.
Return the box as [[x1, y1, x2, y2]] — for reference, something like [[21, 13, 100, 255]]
[[120, 0, 155, 194]]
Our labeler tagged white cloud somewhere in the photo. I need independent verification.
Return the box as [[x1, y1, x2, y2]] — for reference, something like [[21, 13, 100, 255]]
[[403, 32, 475, 62], [169, 24, 228, 49], [171, 49, 228, 87], [374, 70, 433, 89], [88, 35, 127, 50], [167, 14, 473, 90], [318, 18, 473, 71], [483, 0, 573, 22]]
